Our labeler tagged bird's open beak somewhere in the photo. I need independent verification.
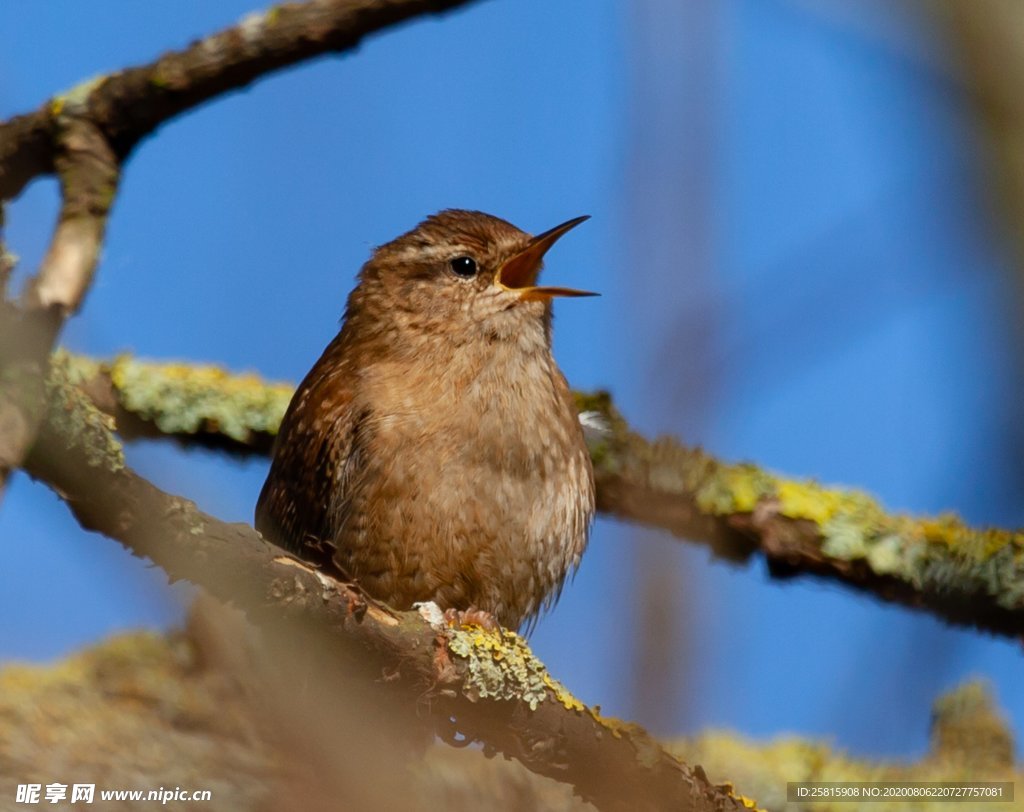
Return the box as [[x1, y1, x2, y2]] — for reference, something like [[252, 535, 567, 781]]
[[495, 215, 599, 301]]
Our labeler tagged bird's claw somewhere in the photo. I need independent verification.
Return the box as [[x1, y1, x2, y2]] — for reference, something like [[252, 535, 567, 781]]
[[443, 606, 500, 632]]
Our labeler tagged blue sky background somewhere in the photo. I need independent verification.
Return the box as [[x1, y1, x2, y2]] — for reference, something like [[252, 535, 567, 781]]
[[2, 0, 1021, 762]]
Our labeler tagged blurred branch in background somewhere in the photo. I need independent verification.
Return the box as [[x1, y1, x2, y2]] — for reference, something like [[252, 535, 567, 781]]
[[673, 679, 1017, 812], [931, 0, 1024, 494], [932, 1, 1024, 268], [64, 350, 1024, 640], [624, 0, 721, 733], [3, 628, 1016, 812]]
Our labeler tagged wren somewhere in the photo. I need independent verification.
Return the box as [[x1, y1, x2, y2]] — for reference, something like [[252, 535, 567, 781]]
[[255, 210, 596, 630]]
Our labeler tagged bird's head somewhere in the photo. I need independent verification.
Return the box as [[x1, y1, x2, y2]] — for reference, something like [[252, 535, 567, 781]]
[[349, 209, 595, 346]]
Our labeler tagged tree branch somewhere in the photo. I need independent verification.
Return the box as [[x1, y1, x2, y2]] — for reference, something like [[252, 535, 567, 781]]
[[67, 351, 1024, 640], [23, 118, 119, 312], [0, 115, 119, 498], [0, 0, 482, 204], [24, 356, 758, 812]]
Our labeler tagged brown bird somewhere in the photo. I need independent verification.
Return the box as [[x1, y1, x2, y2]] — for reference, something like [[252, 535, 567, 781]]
[[255, 210, 596, 630]]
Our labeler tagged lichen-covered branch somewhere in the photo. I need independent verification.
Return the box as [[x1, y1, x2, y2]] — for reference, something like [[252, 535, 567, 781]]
[[69, 352, 292, 455], [0, 0, 482, 204], [3, 634, 1015, 812], [584, 392, 1024, 640], [68, 352, 1024, 639], [24, 358, 757, 812]]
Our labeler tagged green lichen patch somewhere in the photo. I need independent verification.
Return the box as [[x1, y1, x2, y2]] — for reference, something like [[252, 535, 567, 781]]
[[46, 351, 124, 472], [693, 458, 775, 515], [447, 627, 549, 710], [108, 355, 293, 443], [615, 421, 1024, 613], [776, 478, 881, 528], [811, 499, 1024, 611]]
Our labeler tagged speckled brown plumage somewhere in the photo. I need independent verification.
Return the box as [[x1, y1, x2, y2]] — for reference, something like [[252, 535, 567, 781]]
[[255, 210, 595, 630]]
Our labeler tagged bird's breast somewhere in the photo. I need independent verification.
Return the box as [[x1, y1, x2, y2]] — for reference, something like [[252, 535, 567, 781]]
[[344, 339, 594, 627], [364, 343, 576, 475]]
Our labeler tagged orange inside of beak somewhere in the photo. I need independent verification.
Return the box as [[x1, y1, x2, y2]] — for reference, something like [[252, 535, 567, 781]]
[[495, 215, 599, 299]]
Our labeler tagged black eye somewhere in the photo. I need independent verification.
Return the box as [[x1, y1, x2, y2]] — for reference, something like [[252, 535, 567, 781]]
[[449, 256, 478, 279]]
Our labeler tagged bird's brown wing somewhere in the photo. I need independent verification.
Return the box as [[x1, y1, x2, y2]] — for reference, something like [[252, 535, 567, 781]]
[[255, 341, 369, 571]]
